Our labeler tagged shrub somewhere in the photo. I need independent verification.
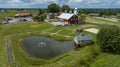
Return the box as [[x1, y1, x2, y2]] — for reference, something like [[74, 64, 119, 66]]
[[33, 16, 40, 22], [96, 25, 120, 53], [39, 13, 47, 21], [117, 14, 120, 22], [78, 14, 86, 20], [33, 13, 47, 22]]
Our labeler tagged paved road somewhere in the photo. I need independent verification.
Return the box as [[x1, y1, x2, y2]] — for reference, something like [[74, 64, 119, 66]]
[[7, 37, 14, 63]]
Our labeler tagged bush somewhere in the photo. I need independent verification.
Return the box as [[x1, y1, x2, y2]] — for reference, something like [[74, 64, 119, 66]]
[[33, 16, 40, 22], [96, 25, 120, 53], [117, 14, 120, 22], [39, 13, 46, 21], [33, 13, 47, 22], [78, 14, 86, 20]]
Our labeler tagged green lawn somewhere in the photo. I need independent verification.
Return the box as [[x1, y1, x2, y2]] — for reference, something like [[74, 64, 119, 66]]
[[0, 15, 120, 67], [0, 22, 101, 67], [90, 53, 120, 67], [86, 16, 117, 25], [86, 16, 120, 67]]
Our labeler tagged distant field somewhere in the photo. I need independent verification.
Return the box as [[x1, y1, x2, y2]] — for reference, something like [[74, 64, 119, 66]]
[[86, 16, 118, 25]]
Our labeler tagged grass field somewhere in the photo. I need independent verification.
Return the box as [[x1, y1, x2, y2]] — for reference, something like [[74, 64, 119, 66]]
[[0, 22, 100, 67], [0, 14, 120, 67], [86, 16, 118, 25], [86, 16, 120, 67], [90, 53, 120, 67]]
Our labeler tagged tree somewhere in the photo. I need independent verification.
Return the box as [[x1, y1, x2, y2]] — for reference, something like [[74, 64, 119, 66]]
[[78, 10, 84, 15], [33, 16, 40, 22], [78, 14, 86, 20], [39, 13, 47, 21], [38, 9, 44, 16], [33, 13, 47, 22], [47, 3, 60, 13], [96, 25, 120, 53], [61, 5, 70, 12]]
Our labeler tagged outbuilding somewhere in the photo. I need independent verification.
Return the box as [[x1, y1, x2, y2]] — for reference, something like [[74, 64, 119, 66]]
[[74, 34, 93, 46], [88, 13, 101, 17], [15, 13, 32, 18]]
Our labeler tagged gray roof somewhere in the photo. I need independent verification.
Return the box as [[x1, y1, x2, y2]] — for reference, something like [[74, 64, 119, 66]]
[[75, 34, 93, 41], [89, 13, 100, 16]]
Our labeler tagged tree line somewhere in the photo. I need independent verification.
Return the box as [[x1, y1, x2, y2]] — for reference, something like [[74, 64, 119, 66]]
[[78, 9, 120, 16], [33, 3, 120, 22]]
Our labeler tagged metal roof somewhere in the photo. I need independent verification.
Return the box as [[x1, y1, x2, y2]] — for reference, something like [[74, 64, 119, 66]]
[[58, 13, 74, 20], [74, 34, 93, 41], [15, 13, 30, 17]]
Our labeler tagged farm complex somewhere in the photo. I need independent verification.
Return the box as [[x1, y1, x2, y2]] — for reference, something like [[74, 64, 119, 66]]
[[0, 2, 120, 67]]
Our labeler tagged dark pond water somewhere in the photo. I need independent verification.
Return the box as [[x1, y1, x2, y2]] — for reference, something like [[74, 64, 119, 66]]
[[21, 36, 75, 59]]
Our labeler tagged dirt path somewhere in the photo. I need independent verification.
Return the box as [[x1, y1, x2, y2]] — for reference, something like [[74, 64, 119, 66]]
[[7, 37, 14, 63], [84, 28, 99, 34]]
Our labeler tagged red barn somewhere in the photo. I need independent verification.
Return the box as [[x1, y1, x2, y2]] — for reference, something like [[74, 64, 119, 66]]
[[58, 13, 78, 24], [15, 13, 32, 17]]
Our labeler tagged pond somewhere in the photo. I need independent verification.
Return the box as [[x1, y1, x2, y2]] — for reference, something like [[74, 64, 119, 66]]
[[21, 36, 75, 59]]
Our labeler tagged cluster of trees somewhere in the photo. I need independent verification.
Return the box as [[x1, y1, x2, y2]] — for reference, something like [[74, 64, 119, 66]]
[[96, 25, 120, 54], [47, 3, 70, 13], [33, 3, 71, 22], [78, 9, 120, 16], [33, 9, 46, 22], [47, 3, 120, 17], [33, 3, 120, 22]]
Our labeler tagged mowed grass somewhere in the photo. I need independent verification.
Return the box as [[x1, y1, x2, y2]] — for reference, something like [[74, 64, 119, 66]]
[[10, 31, 100, 67], [41, 45, 100, 67], [0, 36, 8, 67], [86, 16, 116, 25], [1, 22, 53, 35], [90, 53, 120, 67], [0, 22, 101, 67], [0, 23, 53, 67], [0, 15, 119, 67]]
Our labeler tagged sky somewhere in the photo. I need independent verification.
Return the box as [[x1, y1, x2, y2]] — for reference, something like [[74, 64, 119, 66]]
[[0, 0, 120, 8]]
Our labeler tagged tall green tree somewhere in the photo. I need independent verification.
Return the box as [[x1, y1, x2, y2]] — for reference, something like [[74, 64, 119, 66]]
[[33, 13, 47, 22], [38, 9, 44, 16], [96, 25, 120, 53], [47, 3, 60, 13], [61, 5, 70, 12]]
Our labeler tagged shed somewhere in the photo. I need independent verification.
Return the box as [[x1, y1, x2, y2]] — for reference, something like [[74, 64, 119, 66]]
[[74, 34, 93, 46], [47, 13, 59, 19], [88, 13, 101, 17]]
